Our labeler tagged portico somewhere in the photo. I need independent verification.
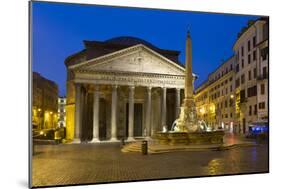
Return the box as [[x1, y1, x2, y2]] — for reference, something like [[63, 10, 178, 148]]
[[65, 37, 190, 143], [71, 75, 184, 142]]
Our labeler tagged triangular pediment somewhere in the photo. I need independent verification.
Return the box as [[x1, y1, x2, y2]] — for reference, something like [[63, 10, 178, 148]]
[[71, 44, 185, 76]]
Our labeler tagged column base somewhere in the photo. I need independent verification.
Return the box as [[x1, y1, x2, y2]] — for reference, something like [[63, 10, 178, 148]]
[[145, 136, 152, 141], [109, 137, 119, 142], [71, 138, 81, 144], [126, 137, 135, 142], [90, 138, 100, 143]]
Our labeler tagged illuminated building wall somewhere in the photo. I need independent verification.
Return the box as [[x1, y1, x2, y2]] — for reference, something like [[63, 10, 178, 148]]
[[233, 17, 269, 133], [195, 56, 236, 132], [195, 17, 269, 134], [32, 72, 59, 129]]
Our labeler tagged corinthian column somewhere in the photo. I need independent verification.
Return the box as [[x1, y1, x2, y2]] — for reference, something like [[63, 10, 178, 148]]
[[145, 87, 152, 137], [73, 83, 81, 143], [161, 87, 167, 127], [176, 88, 181, 117], [127, 86, 135, 141], [91, 86, 100, 143], [110, 85, 118, 141]]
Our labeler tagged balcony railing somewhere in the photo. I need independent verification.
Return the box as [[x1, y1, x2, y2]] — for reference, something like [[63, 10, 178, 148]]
[[257, 74, 268, 80]]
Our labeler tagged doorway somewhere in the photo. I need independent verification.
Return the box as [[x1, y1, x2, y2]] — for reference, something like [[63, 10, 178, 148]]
[[126, 103, 143, 138], [99, 98, 107, 140]]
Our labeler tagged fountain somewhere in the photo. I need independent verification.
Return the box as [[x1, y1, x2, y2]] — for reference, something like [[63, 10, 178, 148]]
[[154, 31, 224, 146]]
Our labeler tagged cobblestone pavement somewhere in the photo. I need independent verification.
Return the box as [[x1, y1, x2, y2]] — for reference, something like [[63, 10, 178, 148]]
[[32, 142, 268, 187]]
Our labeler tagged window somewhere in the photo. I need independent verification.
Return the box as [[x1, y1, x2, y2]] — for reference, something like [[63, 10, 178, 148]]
[[229, 77, 233, 82], [225, 114, 228, 118], [263, 67, 267, 78], [259, 102, 265, 109], [230, 113, 233, 118], [247, 85, 257, 97], [235, 78, 240, 88], [254, 68, 257, 79], [226, 88, 228, 94], [229, 99, 233, 106], [248, 70, 252, 81], [253, 50, 257, 61], [261, 47, 268, 60], [249, 105, 252, 116], [241, 74, 245, 84], [248, 54, 251, 64], [242, 59, 244, 68], [248, 40, 251, 51], [240, 90, 246, 103], [253, 36, 256, 47], [230, 85, 233, 92], [230, 64, 233, 70], [241, 46, 244, 57], [236, 64, 239, 72], [261, 84, 265, 95], [225, 100, 228, 108], [263, 23, 269, 40], [254, 104, 257, 115]]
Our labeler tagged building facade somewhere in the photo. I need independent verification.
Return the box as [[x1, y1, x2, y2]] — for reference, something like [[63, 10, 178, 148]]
[[195, 17, 269, 134], [233, 17, 269, 133], [65, 36, 195, 143], [32, 72, 59, 130], [195, 56, 236, 132], [58, 97, 66, 128]]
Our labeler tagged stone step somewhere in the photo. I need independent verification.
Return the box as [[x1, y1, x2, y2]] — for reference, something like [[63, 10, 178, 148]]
[[121, 140, 257, 154]]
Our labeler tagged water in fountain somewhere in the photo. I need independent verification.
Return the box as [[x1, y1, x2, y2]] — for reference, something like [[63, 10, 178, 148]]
[[171, 119, 180, 132], [198, 120, 212, 132], [171, 118, 212, 132]]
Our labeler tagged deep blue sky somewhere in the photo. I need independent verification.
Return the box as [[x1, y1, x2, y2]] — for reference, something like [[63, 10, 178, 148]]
[[32, 2, 259, 96]]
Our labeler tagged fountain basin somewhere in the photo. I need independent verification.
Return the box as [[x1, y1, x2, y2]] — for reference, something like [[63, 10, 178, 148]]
[[154, 131, 224, 145]]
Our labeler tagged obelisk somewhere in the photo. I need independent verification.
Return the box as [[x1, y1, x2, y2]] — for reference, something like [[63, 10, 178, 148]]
[[175, 30, 198, 132], [184, 31, 193, 102]]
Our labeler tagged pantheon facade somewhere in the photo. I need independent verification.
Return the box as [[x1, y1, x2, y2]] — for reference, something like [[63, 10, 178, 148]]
[[65, 37, 195, 143]]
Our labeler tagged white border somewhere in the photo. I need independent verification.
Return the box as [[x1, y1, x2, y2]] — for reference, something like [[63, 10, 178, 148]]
[[1, 0, 280, 189]]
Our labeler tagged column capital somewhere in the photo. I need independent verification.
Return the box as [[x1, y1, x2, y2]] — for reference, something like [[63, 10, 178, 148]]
[[112, 85, 118, 90], [129, 85, 135, 90], [75, 83, 82, 88], [94, 85, 99, 91]]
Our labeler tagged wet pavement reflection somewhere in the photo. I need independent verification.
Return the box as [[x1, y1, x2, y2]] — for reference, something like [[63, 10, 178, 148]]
[[32, 143, 268, 187]]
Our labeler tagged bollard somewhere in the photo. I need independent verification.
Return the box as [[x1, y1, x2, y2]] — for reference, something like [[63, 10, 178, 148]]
[[120, 138, 125, 147], [141, 140, 148, 155]]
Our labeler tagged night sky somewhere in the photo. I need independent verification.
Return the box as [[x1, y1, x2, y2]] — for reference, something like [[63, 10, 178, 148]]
[[32, 1, 259, 96]]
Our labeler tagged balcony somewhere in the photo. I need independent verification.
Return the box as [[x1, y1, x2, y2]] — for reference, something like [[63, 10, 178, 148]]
[[257, 74, 268, 80]]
